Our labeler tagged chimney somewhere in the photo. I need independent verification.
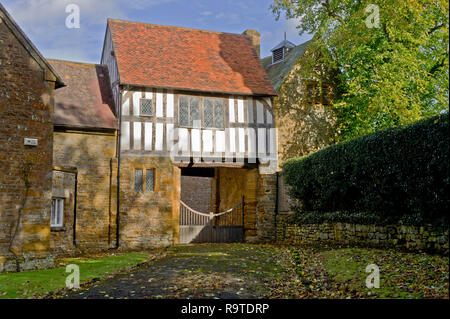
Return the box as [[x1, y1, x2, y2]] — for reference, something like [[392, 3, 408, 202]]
[[242, 29, 261, 58]]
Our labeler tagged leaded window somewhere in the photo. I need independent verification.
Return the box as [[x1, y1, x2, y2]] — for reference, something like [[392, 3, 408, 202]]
[[203, 99, 224, 128], [179, 96, 189, 126], [179, 96, 201, 127], [146, 169, 155, 192], [140, 98, 153, 116], [189, 97, 200, 127], [134, 169, 143, 191]]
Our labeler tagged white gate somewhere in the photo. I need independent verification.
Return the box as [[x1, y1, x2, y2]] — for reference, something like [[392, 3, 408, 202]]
[[179, 197, 244, 244]]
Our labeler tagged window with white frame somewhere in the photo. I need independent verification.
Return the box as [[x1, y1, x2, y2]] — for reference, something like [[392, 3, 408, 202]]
[[51, 198, 64, 227]]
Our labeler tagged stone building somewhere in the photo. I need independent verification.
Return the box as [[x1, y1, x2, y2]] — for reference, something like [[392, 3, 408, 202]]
[[262, 37, 339, 214], [48, 59, 118, 254], [262, 38, 339, 167], [0, 3, 63, 272], [101, 19, 278, 247], [1, 12, 280, 271]]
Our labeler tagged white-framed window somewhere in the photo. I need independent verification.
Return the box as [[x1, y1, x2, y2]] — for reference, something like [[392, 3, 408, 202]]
[[51, 198, 64, 227]]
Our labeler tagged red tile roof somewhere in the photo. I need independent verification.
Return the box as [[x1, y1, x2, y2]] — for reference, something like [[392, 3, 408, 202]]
[[108, 19, 276, 96], [48, 59, 118, 130]]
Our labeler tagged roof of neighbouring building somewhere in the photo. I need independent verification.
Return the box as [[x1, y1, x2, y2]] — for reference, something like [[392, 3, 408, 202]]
[[261, 40, 312, 91], [107, 19, 277, 97], [0, 3, 64, 88], [48, 59, 118, 130]]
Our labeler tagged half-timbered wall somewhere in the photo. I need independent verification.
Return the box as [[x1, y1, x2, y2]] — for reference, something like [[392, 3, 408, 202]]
[[119, 88, 277, 163]]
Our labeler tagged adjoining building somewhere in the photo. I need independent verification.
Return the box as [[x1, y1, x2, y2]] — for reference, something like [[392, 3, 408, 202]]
[[0, 3, 63, 272], [262, 36, 340, 214], [262, 37, 339, 166]]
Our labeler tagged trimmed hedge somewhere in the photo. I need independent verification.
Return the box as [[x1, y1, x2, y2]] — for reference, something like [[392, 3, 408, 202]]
[[282, 114, 449, 224]]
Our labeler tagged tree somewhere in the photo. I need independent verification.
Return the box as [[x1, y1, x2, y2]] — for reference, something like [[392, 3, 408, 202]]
[[272, 0, 449, 141]]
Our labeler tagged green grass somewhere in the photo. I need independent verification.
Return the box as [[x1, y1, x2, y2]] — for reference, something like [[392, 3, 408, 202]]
[[0, 252, 149, 299], [317, 248, 449, 299]]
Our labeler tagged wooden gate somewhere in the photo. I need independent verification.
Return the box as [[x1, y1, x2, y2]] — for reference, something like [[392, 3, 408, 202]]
[[179, 197, 244, 244]]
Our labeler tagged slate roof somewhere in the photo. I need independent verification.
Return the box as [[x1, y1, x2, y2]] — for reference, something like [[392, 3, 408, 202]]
[[107, 19, 276, 96], [48, 59, 118, 130], [261, 40, 312, 91]]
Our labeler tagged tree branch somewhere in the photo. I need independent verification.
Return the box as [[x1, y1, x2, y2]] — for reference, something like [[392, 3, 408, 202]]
[[321, 0, 345, 24]]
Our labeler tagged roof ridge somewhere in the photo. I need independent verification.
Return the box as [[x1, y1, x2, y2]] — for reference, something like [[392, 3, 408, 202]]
[[47, 58, 104, 68], [107, 18, 247, 37]]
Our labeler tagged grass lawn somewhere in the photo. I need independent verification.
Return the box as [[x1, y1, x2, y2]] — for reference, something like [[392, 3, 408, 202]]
[[289, 246, 449, 299], [0, 252, 150, 299]]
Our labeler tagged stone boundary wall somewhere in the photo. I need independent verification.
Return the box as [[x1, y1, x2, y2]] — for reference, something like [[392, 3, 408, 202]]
[[276, 216, 449, 254]]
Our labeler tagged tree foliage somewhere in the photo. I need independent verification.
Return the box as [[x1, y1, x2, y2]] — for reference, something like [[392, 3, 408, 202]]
[[272, 0, 449, 141]]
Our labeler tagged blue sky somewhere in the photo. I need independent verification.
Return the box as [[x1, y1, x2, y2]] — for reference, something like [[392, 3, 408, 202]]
[[2, 0, 311, 63]]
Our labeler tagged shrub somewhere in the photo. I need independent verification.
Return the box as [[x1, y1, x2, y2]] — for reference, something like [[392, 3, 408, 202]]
[[282, 114, 449, 224]]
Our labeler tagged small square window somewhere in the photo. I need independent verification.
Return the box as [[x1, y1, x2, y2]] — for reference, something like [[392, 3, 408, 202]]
[[134, 169, 143, 191], [51, 198, 64, 227], [146, 169, 155, 192], [140, 99, 152, 116]]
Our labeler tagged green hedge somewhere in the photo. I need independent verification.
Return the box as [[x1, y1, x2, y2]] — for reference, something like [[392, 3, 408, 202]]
[[282, 114, 449, 224]]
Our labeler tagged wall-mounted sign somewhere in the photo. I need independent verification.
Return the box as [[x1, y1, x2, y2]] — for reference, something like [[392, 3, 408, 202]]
[[24, 138, 38, 146]]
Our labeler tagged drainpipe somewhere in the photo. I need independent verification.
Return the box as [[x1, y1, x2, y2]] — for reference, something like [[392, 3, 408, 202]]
[[73, 171, 78, 247], [115, 87, 123, 249]]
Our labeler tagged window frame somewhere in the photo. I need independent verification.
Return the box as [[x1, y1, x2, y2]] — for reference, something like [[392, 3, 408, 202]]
[[145, 169, 155, 192], [305, 82, 332, 106], [134, 169, 144, 192], [179, 96, 201, 128], [203, 98, 224, 129], [178, 95, 225, 129], [140, 98, 153, 117], [134, 168, 156, 193], [51, 198, 64, 228]]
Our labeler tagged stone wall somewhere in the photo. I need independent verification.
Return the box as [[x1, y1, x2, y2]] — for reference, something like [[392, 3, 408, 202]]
[[214, 168, 259, 241], [52, 130, 118, 253], [0, 16, 56, 272], [276, 215, 449, 254], [256, 173, 278, 243], [119, 156, 180, 249]]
